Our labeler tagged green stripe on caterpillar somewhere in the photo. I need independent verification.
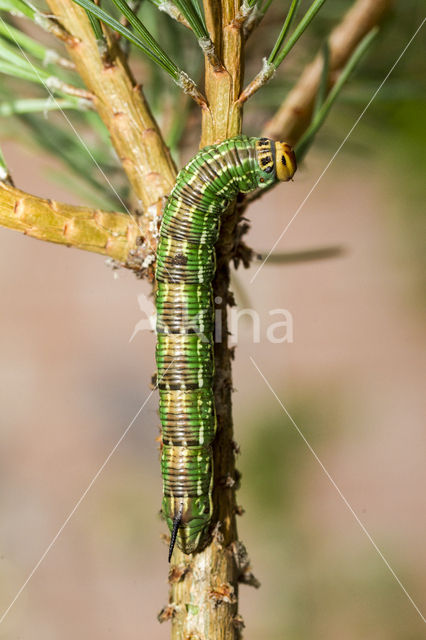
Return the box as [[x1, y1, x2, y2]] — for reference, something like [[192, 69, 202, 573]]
[[155, 135, 296, 561]]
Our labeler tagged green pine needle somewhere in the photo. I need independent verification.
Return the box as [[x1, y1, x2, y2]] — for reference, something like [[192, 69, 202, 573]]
[[313, 41, 330, 117], [188, 0, 205, 25], [259, 0, 273, 15], [0, 20, 46, 60], [0, 97, 88, 116], [268, 0, 301, 65], [0, 58, 46, 83], [172, 0, 208, 39], [85, 8, 105, 44], [0, 141, 9, 180], [296, 27, 379, 161], [0, 0, 35, 19], [0, 20, 75, 74], [72, 0, 181, 79], [271, 0, 327, 69], [0, 40, 70, 94]]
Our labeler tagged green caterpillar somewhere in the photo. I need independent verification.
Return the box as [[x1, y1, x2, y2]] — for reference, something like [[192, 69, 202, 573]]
[[155, 135, 296, 561]]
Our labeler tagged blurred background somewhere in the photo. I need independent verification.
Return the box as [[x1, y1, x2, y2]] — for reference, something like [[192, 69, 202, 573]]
[[0, 1, 425, 638]]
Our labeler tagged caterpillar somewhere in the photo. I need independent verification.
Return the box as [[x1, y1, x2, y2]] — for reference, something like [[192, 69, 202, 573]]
[[155, 135, 296, 561]]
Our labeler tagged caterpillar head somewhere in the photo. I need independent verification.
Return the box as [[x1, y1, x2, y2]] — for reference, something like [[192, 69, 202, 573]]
[[255, 137, 296, 184], [275, 141, 297, 181]]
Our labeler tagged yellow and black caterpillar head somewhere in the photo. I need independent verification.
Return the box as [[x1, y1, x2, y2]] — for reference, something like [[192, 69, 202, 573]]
[[255, 137, 296, 184]]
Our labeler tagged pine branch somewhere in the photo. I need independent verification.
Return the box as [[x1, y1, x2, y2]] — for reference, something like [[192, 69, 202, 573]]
[[263, 0, 395, 144], [165, 3, 247, 640], [201, 0, 244, 145], [46, 0, 178, 265], [72, 0, 208, 105], [0, 181, 144, 268]]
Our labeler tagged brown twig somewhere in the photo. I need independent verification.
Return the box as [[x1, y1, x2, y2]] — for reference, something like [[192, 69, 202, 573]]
[[238, 57, 275, 104], [51, 80, 95, 102], [52, 54, 76, 70], [199, 35, 225, 73], [263, 0, 395, 144], [256, 245, 345, 264], [36, 12, 79, 46], [156, 2, 192, 30], [0, 182, 145, 269]]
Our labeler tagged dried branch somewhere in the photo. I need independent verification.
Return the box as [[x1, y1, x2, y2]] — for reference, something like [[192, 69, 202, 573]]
[[0, 182, 145, 268], [263, 0, 394, 144]]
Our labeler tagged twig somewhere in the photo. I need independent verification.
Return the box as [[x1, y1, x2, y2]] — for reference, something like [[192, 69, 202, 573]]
[[44, 0, 178, 272], [198, 35, 224, 73], [0, 182, 145, 268], [263, 0, 395, 144], [46, 0, 177, 213], [157, 1, 192, 30], [237, 56, 275, 104], [255, 245, 344, 264], [36, 12, 79, 46], [177, 70, 209, 110], [46, 78, 95, 102], [47, 51, 76, 70]]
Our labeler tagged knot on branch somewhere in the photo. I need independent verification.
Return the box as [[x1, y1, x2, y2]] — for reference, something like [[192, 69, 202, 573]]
[[177, 72, 208, 109], [209, 582, 237, 606], [231, 541, 261, 588], [157, 603, 178, 623], [168, 562, 191, 584]]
